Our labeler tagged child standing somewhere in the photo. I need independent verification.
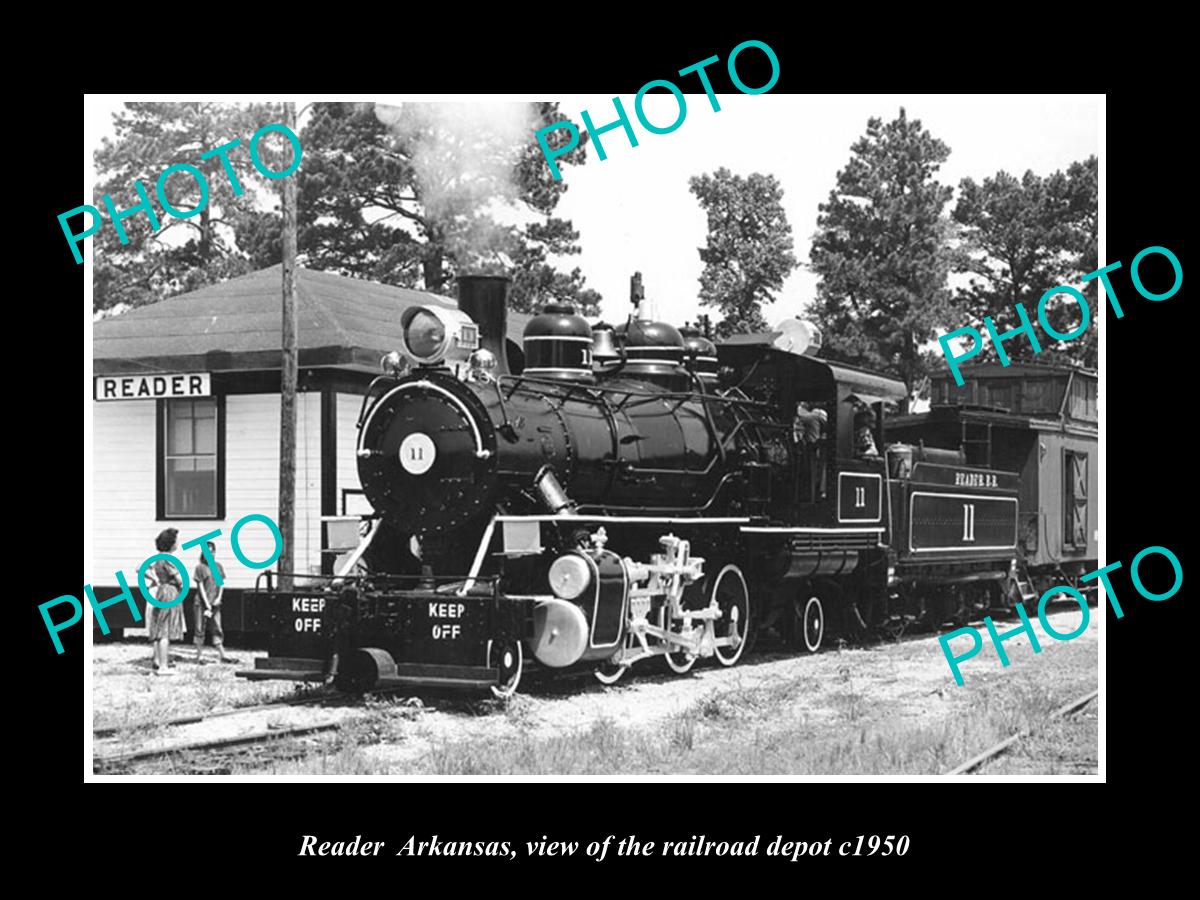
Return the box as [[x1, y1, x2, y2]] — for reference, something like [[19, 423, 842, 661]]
[[194, 540, 235, 664]]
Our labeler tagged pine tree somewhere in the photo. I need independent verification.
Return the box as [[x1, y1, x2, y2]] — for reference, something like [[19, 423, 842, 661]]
[[92, 102, 280, 314], [809, 109, 955, 404], [689, 168, 797, 337], [953, 156, 1097, 368]]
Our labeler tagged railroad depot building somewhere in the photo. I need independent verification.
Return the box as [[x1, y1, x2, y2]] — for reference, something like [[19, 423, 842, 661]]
[[91, 264, 528, 635]]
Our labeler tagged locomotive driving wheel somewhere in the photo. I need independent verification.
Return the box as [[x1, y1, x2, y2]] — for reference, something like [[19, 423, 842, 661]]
[[489, 640, 523, 699], [711, 564, 751, 667]]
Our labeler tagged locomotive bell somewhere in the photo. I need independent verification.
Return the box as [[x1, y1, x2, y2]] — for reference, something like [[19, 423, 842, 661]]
[[591, 321, 619, 365]]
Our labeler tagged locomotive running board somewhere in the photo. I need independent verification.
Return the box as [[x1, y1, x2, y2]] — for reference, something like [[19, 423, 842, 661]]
[[739, 526, 885, 533], [375, 664, 498, 690]]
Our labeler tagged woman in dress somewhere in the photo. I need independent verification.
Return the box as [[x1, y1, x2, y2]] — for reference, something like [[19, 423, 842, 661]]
[[149, 528, 187, 676]]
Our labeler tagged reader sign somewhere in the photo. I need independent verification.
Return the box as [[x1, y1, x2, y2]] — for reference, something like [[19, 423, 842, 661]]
[[95, 372, 211, 401]]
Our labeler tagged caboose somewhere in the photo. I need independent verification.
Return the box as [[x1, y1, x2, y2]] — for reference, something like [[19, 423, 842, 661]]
[[888, 363, 1098, 602], [239, 276, 1021, 696]]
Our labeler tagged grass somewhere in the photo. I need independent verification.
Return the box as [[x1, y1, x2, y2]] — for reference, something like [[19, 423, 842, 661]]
[[196, 622, 1098, 777], [228, 694, 429, 776], [91, 643, 315, 734], [383, 639, 1097, 776], [423, 717, 667, 775], [387, 684, 1069, 776]]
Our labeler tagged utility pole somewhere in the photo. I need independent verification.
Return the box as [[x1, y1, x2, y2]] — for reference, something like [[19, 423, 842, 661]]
[[278, 100, 298, 592]]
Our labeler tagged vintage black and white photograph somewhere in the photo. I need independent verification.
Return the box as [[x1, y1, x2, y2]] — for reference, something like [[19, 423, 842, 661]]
[[84, 93, 1101, 777]]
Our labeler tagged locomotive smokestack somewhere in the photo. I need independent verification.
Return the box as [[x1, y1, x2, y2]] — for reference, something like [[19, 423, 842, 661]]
[[456, 274, 511, 375]]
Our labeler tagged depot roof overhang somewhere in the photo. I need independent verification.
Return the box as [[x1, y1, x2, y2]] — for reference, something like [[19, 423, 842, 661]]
[[92, 264, 531, 377]]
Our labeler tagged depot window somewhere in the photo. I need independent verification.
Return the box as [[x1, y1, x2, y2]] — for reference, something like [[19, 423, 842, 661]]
[[157, 397, 225, 519]]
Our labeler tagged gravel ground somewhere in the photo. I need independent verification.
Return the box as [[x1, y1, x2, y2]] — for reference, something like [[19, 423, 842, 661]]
[[91, 607, 1099, 776], [91, 641, 303, 730], [356, 607, 1099, 774]]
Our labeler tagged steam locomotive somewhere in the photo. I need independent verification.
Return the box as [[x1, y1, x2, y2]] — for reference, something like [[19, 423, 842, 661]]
[[240, 275, 1022, 697]]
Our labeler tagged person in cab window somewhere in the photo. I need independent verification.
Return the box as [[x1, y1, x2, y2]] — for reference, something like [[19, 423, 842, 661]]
[[793, 401, 827, 445], [853, 404, 880, 458], [793, 401, 830, 500]]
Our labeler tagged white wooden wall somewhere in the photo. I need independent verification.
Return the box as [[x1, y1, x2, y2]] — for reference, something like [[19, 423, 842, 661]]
[[91, 392, 323, 589], [337, 392, 369, 514]]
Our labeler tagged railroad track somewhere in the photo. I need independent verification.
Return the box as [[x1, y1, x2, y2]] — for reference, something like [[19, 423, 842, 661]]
[[92, 690, 335, 737], [94, 721, 345, 771], [944, 688, 1099, 776], [92, 687, 429, 773]]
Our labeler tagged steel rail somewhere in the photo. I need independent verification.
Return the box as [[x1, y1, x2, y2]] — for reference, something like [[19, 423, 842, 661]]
[[94, 721, 343, 766], [944, 688, 1098, 776], [92, 690, 334, 737]]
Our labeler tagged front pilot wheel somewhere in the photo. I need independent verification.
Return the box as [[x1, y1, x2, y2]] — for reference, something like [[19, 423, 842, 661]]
[[489, 641, 523, 699]]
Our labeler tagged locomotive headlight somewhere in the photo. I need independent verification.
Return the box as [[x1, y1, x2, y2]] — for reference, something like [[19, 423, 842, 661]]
[[548, 554, 592, 600], [400, 305, 479, 366], [404, 309, 447, 359]]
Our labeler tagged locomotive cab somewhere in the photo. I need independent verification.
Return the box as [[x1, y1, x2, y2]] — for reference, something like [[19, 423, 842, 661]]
[[701, 333, 907, 650], [715, 335, 905, 518]]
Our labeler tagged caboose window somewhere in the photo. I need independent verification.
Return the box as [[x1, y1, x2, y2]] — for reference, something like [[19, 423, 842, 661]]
[[158, 397, 224, 519], [1063, 450, 1088, 549]]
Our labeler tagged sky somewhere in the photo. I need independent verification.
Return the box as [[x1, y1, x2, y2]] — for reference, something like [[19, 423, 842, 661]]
[[84, 94, 1100, 328]]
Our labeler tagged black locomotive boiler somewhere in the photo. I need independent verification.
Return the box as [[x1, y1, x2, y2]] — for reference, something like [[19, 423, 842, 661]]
[[240, 275, 1022, 696]]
